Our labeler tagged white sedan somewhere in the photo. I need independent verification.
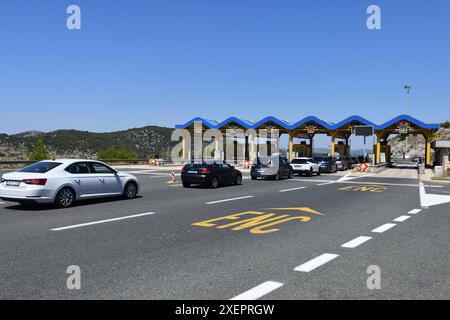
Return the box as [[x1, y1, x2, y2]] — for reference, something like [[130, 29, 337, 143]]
[[0, 159, 139, 208], [290, 157, 321, 176]]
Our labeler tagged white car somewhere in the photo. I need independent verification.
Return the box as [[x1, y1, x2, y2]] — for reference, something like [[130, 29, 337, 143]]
[[0, 159, 139, 208], [290, 157, 321, 176]]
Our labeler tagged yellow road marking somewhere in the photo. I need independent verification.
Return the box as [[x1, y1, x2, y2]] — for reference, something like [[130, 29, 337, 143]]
[[339, 185, 388, 192]]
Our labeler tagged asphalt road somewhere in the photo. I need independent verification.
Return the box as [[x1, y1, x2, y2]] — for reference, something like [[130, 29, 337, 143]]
[[0, 168, 449, 299]]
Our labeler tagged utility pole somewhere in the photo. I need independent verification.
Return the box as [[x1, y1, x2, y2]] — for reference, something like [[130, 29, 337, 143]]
[[403, 85, 412, 160]]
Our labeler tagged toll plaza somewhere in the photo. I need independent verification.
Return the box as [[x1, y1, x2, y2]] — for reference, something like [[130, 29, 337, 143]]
[[175, 115, 440, 168]]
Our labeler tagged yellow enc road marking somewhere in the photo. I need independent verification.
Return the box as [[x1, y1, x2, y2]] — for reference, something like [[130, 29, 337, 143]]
[[192, 207, 322, 234], [339, 185, 388, 192]]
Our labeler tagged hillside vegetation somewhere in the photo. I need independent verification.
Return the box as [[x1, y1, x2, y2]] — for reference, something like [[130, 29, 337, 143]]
[[0, 126, 176, 161]]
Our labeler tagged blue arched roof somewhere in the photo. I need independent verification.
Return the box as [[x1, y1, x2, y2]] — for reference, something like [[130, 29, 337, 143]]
[[175, 115, 439, 131]]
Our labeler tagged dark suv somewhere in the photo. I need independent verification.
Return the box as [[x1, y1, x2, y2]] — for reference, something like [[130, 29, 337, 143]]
[[313, 157, 338, 173], [251, 156, 293, 180], [181, 163, 242, 188]]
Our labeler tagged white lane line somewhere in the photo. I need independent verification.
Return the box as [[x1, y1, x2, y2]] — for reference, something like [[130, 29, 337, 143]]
[[206, 195, 254, 205], [317, 182, 334, 186], [393, 215, 411, 222], [371, 223, 396, 233], [51, 212, 155, 231], [0, 202, 5, 204], [294, 253, 339, 272], [341, 236, 372, 249], [230, 281, 284, 300], [419, 181, 450, 208], [170, 184, 183, 187], [279, 186, 306, 193], [408, 209, 421, 214]]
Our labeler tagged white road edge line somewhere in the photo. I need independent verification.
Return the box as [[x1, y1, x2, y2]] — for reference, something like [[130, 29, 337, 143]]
[[206, 195, 254, 205], [279, 186, 306, 193], [230, 281, 284, 300], [341, 236, 372, 249], [408, 209, 421, 214], [51, 212, 155, 231], [294, 253, 339, 272], [393, 215, 411, 222], [371, 223, 396, 233]]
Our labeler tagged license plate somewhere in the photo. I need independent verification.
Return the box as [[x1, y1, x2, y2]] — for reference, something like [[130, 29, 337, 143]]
[[188, 171, 198, 174], [6, 180, 21, 186]]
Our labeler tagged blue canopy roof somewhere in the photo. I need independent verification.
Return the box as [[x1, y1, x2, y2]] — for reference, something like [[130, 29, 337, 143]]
[[175, 115, 439, 131]]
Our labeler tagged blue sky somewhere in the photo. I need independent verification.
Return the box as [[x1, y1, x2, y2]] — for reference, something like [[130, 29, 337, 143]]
[[0, 0, 449, 135]]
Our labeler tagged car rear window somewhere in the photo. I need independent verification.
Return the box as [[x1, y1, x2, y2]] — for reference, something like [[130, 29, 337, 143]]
[[185, 163, 210, 169], [291, 159, 308, 164], [19, 162, 62, 173]]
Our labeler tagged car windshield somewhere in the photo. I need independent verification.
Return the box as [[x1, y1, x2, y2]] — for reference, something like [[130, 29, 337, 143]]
[[18, 162, 62, 173], [291, 159, 308, 164], [314, 157, 328, 162]]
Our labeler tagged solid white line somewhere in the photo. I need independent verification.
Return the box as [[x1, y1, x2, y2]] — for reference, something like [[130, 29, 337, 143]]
[[408, 209, 421, 214], [279, 186, 306, 193], [393, 215, 411, 222], [51, 212, 155, 231], [371, 223, 396, 233], [294, 253, 339, 272], [230, 281, 284, 300], [317, 182, 334, 186], [341, 236, 372, 249], [206, 195, 254, 205], [170, 184, 183, 187]]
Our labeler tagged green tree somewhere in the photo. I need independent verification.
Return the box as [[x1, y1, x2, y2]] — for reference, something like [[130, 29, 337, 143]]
[[30, 139, 50, 160], [441, 121, 450, 129]]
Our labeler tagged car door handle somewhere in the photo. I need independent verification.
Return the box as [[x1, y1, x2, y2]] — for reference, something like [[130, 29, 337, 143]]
[[74, 179, 80, 184], [98, 178, 105, 182]]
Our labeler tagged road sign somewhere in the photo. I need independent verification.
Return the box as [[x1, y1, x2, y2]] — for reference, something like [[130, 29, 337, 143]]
[[358, 163, 369, 172], [307, 125, 315, 134], [353, 125, 374, 137], [398, 121, 410, 134]]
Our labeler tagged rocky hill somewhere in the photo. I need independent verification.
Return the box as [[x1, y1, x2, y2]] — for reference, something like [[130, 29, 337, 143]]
[[389, 128, 450, 159], [0, 126, 176, 160]]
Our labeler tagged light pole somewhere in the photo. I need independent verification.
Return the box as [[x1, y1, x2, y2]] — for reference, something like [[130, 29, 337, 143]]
[[403, 85, 412, 160]]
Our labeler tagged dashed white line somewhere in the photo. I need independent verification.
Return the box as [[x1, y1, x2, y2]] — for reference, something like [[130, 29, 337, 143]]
[[371, 223, 396, 233], [170, 184, 183, 187], [294, 253, 339, 272], [279, 186, 306, 193], [408, 209, 421, 214], [341, 236, 372, 249], [206, 195, 254, 205], [230, 281, 284, 300], [51, 212, 155, 231], [393, 215, 411, 222]]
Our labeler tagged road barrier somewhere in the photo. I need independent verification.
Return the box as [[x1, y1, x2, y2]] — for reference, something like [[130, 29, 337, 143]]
[[167, 170, 177, 184]]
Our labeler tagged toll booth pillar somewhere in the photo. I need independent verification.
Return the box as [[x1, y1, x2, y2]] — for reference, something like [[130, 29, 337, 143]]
[[330, 132, 336, 157], [245, 135, 249, 162], [250, 134, 256, 162], [425, 137, 432, 168], [375, 134, 381, 165], [182, 137, 187, 162], [289, 131, 294, 162]]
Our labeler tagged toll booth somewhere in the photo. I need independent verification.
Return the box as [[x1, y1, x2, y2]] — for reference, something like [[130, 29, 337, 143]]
[[293, 141, 312, 158], [372, 143, 391, 165], [334, 141, 349, 157]]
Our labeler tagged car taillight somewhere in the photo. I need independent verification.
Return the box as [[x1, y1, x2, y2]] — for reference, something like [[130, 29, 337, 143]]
[[199, 167, 211, 173], [181, 166, 187, 173], [22, 178, 47, 185]]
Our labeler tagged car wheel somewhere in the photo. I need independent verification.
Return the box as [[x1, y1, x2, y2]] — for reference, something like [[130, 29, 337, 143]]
[[210, 176, 219, 188], [234, 175, 242, 185], [182, 182, 190, 187], [307, 168, 313, 176], [55, 187, 75, 208], [288, 170, 293, 179], [123, 181, 138, 199], [317, 168, 321, 176], [251, 176, 257, 180], [274, 173, 280, 180]]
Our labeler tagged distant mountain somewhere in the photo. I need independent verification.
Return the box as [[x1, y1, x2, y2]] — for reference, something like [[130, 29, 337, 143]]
[[0, 126, 176, 160]]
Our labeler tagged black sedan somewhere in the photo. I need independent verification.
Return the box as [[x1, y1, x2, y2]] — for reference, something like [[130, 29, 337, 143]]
[[181, 163, 242, 188], [251, 156, 293, 180]]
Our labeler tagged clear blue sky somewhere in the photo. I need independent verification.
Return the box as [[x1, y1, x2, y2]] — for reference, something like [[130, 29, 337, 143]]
[[1, 0, 449, 135]]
